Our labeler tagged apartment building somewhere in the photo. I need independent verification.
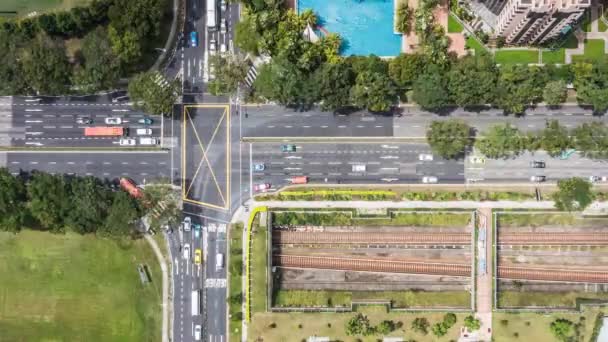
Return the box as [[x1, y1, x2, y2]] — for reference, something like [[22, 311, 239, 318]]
[[495, 0, 590, 44]]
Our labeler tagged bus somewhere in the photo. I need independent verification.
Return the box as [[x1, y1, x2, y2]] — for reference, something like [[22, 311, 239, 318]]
[[119, 177, 143, 198], [206, 0, 217, 30], [191, 290, 200, 316], [84, 127, 124, 136], [289, 176, 308, 184]]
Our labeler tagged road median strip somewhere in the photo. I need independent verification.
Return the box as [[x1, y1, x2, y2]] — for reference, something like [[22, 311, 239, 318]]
[[242, 136, 427, 143]]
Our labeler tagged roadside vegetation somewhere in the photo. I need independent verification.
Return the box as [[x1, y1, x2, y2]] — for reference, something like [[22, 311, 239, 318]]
[[0, 229, 161, 341], [0, 167, 158, 237], [228, 223, 243, 342], [256, 187, 538, 201], [0, 0, 171, 97], [271, 210, 472, 227], [498, 291, 608, 308]]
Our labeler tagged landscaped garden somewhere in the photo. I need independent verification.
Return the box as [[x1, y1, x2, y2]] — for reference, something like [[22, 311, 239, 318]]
[[495, 49, 539, 65], [572, 39, 606, 62]]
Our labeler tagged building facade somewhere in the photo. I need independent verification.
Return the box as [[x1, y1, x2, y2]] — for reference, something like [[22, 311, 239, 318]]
[[495, 0, 590, 45]]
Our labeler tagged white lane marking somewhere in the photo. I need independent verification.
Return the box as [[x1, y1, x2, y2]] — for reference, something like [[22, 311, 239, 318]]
[[25, 142, 44, 146], [25, 132, 43, 135], [25, 120, 42, 123], [111, 109, 130, 112], [24, 109, 43, 112], [43, 126, 56, 129]]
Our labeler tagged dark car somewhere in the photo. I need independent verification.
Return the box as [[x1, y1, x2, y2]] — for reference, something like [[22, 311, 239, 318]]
[[530, 160, 545, 168]]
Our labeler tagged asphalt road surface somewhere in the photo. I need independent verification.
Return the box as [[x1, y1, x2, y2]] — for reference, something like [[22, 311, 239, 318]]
[[0, 151, 170, 183], [249, 142, 465, 191]]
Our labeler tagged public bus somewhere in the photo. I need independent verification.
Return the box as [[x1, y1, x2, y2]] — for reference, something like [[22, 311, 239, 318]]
[[119, 177, 143, 198], [206, 0, 217, 30], [289, 176, 308, 184], [84, 127, 124, 136], [191, 290, 200, 316]]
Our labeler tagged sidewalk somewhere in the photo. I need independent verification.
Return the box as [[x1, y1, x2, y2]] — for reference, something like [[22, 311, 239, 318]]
[[145, 234, 170, 342], [252, 199, 556, 209]]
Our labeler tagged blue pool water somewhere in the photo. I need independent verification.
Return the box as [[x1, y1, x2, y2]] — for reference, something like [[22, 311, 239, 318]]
[[298, 0, 402, 56]]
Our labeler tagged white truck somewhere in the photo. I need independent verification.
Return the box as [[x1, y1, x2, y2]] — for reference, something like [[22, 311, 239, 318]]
[[216, 253, 224, 270], [191, 290, 200, 316]]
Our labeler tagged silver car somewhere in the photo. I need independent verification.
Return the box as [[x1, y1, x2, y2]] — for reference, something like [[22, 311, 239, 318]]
[[422, 176, 438, 183]]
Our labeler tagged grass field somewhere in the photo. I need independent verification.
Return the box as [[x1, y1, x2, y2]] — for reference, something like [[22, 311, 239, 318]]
[[251, 218, 268, 315], [465, 36, 487, 55], [493, 307, 608, 342], [572, 39, 606, 63], [0, 230, 161, 341], [273, 290, 471, 308], [250, 307, 467, 342], [448, 13, 464, 33], [496, 212, 577, 227], [498, 291, 608, 308], [0, 0, 90, 17], [495, 49, 540, 65]]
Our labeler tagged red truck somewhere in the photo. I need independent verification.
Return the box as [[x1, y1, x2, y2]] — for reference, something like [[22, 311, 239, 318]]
[[119, 177, 143, 198], [289, 176, 308, 184], [84, 127, 124, 136]]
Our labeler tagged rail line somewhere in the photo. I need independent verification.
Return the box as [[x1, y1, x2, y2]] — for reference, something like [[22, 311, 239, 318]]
[[499, 233, 608, 245], [274, 231, 471, 245], [273, 254, 472, 277], [498, 266, 608, 283]]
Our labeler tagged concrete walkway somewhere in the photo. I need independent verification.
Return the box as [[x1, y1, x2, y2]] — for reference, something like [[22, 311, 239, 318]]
[[145, 234, 170, 342], [565, 4, 608, 63]]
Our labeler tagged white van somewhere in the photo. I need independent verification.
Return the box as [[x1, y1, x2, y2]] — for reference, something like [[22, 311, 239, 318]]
[[139, 137, 158, 145], [216, 253, 224, 270], [136, 128, 152, 136]]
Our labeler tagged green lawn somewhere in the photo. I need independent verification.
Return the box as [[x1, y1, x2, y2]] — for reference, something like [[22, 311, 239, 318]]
[[599, 19, 608, 32], [0, 0, 90, 17], [497, 212, 577, 227], [251, 219, 268, 315], [493, 308, 608, 342], [572, 39, 606, 63], [0, 230, 161, 341], [228, 223, 244, 342], [495, 49, 540, 65], [273, 290, 471, 308], [448, 13, 464, 33], [465, 36, 487, 55], [542, 49, 565, 64], [498, 291, 608, 308]]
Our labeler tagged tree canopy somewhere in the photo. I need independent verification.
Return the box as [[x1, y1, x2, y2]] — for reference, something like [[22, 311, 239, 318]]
[[426, 120, 472, 159], [475, 123, 525, 159], [553, 178, 593, 212]]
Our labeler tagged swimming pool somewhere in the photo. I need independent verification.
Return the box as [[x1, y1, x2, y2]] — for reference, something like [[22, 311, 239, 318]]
[[298, 0, 403, 56]]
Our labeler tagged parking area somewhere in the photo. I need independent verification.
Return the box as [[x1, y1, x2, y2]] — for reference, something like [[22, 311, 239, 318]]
[[182, 104, 230, 211]]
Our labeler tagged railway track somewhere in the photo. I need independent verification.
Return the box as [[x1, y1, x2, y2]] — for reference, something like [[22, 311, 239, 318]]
[[498, 266, 608, 283], [499, 233, 608, 245], [273, 254, 472, 277], [274, 231, 470, 245]]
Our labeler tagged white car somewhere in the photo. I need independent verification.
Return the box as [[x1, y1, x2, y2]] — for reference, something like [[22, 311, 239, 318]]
[[220, 43, 226, 54], [220, 19, 227, 33], [136, 128, 152, 136], [194, 325, 201, 340], [254, 183, 270, 192], [183, 243, 190, 260], [422, 176, 438, 184], [105, 117, 122, 125], [419, 154, 433, 161], [119, 138, 136, 146], [209, 39, 217, 55], [183, 216, 192, 231]]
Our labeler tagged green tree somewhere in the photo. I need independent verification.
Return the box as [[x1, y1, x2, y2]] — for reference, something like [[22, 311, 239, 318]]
[[388, 53, 427, 94], [550, 319, 575, 342], [432, 322, 448, 337], [27, 172, 69, 231], [108, 25, 142, 67], [313, 60, 356, 111], [553, 178, 593, 211], [348, 55, 388, 75], [376, 320, 396, 335], [0, 168, 27, 232], [464, 315, 481, 331], [350, 71, 397, 112], [443, 313, 457, 327], [573, 61, 608, 113], [540, 120, 572, 157], [543, 80, 567, 107], [128, 71, 180, 116], [208, 55, 250, 95], [476, 123, 525, 159], [100, 191, 139, 238], [412, 65, 449, 110], [21, 34, 71, 95], [253, 58, 317, 108], [73, 27, 120, 93], [496, 65, 547, 114], [411, 317, 430, 335], [426, 120, 472, 159], [395, 3, 413, 34], [572, 122, 608, 159], [345, 313, 375, 336], [108, 0, 167, 39], [448, 53, 497, 107], [235, 16, 260, 55], [65, 176, 108, 234]]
